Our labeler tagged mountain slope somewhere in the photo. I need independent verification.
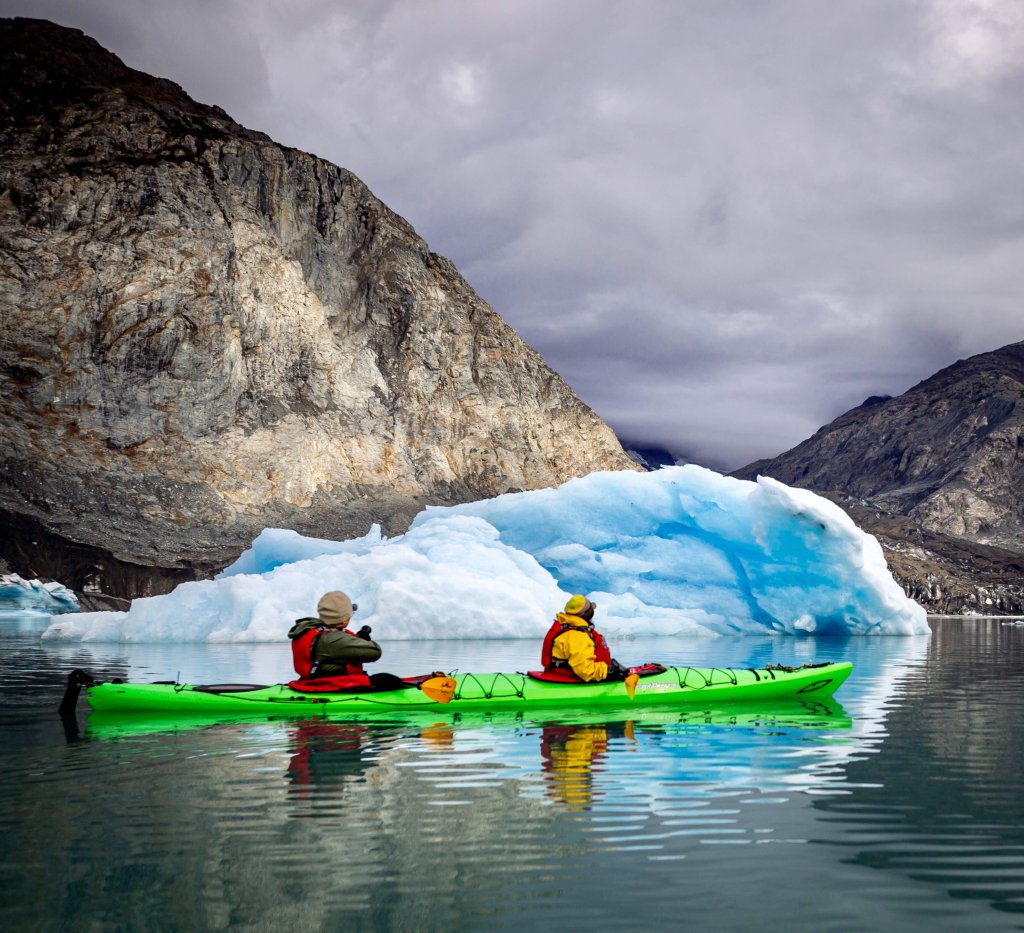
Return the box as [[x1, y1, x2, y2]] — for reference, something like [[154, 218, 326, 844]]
[[0, 18, 639, 599], [736, 341, 1024, 554]]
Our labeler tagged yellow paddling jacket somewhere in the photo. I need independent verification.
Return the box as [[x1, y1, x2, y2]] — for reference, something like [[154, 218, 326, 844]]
[[547, 613, 611, 682]]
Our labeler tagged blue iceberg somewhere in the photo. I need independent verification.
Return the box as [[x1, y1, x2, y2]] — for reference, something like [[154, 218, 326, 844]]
[[42, 466, 928, 643], [1, 574, 79, 615]]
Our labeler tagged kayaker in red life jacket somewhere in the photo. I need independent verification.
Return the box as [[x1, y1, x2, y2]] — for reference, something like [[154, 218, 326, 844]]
[[288, 591, 385, 690], [542, 595, 630, 682]]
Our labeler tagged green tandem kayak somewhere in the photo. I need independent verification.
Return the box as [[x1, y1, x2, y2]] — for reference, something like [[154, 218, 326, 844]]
[[78, 662, 853, 716]]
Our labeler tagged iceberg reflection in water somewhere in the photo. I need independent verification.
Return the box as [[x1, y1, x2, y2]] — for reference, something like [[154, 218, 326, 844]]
[[17, 621, 1024, 930]]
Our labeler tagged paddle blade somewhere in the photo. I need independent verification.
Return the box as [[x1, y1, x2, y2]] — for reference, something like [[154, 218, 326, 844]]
[[420, 676, 457, 704], [624, 673, 639, 700]]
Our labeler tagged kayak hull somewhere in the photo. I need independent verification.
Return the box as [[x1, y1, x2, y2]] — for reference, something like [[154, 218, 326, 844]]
[[84, 662, 852, 715], [84, 697, 853, 740]]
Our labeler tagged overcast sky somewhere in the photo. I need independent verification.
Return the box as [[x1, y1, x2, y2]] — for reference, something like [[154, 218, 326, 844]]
[[4, 0, 1023, 469]]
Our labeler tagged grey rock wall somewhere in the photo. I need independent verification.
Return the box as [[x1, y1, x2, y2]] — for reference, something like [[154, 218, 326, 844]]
[[0, 19, 639, 597]]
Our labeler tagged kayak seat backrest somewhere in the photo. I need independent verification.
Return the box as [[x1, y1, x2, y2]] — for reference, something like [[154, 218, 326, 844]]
[[401, 672, 447, 685], [526, 669, 584, 683], [632, 663, 668, 677], [526, 663, 667, 684], [192, 684, 270, 694]]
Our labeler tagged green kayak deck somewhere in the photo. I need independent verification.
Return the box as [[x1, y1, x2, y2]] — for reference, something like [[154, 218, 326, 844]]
[[84, 662, 852, 715]]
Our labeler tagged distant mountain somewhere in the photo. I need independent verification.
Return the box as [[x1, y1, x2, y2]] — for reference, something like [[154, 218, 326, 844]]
[[734, 340, 1024, 613], [854, 394, 893, 410], [736, 341, 1024, 552], [621, 444, 678, 471]]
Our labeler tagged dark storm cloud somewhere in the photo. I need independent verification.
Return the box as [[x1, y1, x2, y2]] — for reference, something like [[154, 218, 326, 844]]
[[5, 0, 1023, 468]]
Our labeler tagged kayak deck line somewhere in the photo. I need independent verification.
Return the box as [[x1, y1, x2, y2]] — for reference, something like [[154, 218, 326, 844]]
[[62, 661, 853, 717]]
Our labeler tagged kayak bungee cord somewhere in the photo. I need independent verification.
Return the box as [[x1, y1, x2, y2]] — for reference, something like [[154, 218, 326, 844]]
[[454, 672, 527, 700]]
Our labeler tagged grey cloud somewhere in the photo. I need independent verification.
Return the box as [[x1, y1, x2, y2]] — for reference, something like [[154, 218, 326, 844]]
[[4, 0, 1022, 469]]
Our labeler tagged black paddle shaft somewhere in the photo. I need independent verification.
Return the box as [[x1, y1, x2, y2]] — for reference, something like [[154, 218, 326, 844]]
[[58, 669, 96, 716]]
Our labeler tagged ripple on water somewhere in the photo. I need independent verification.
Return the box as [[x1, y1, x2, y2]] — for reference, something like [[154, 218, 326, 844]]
[[4, 619, 1024, 929]]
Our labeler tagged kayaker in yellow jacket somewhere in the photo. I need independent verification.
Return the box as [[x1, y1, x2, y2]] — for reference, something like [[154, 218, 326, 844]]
[[543, 594, 628, 682]]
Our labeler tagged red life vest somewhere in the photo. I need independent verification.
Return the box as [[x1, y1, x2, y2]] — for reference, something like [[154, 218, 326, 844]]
[[289, 625, 371, 691], [540, 618, 612, 680]]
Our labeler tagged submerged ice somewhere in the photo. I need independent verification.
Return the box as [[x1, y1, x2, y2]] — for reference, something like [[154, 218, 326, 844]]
[[43, 466, 929, 643]]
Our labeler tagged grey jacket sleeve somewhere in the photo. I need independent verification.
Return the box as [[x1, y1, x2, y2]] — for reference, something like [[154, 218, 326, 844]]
[[315, 628, 383, 664]]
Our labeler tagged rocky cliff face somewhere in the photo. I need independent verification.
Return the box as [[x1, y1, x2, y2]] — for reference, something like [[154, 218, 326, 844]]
[[734, 341, 1024, 613], [0, 19, 639, 599]]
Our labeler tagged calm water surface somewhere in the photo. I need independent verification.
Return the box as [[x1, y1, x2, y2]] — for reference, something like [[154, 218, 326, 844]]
[[2, 616, 1024, 931]]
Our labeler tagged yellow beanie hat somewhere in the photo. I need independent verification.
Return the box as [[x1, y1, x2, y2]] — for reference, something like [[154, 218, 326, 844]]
[[564, 594, 593, 617]]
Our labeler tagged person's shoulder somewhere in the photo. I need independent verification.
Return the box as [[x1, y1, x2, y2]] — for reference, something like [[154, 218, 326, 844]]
[[288, 617, 321, 637], [559, 626, 590, 642], [319, 626, 359, 641]]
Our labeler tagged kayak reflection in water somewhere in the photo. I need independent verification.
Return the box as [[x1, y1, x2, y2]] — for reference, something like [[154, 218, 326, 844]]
[[541, 721, 636, 810], [286, 720, 455, 806], [286, 719, 374, 794], [541, 595, 632, 683], [287, 590, 407, 692]]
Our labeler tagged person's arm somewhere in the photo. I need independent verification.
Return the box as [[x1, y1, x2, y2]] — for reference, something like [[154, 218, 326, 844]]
[[562, 630, 609, 682], [315, 629, 382, 664]]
